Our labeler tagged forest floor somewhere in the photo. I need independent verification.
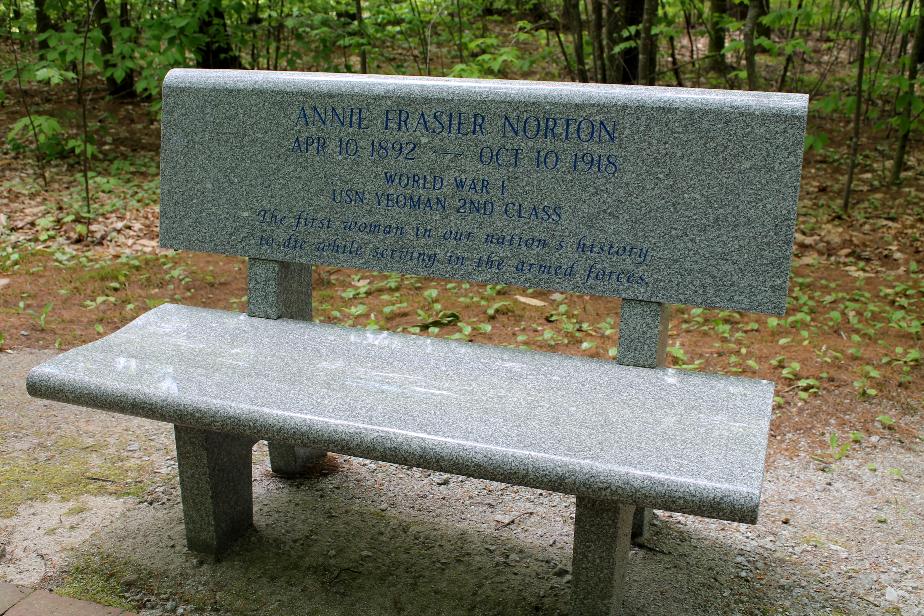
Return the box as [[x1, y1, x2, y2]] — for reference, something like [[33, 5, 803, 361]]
[[0, 89, 922, 614]]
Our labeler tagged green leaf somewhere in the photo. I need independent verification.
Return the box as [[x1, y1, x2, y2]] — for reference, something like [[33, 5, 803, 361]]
[[722, 40, 745, 54], [418, 311, 460, 328], [422, 288, 439, 302], [486, 301, 511, 318], [876, 414, 895, 428], [804, 132, 829, 154]]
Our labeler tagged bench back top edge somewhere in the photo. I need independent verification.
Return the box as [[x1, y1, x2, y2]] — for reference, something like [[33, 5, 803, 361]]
[[159, 69, 809, 315]]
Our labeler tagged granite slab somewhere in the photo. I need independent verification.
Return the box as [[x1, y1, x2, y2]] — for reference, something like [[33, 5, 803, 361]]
[[161, 69, 808, 315], [27, 304, 773, 523]]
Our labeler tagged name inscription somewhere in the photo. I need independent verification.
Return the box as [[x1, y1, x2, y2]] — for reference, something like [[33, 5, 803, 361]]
[[253, 102, 651, 291]]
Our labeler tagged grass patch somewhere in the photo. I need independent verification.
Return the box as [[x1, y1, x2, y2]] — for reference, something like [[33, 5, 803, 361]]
[[55, 554, 137, 611], [64, 502, 90, 516], [57, 553, 217, 614], [0, 435, 151, 518]]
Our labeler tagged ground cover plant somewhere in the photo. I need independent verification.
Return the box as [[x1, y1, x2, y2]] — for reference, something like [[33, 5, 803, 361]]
[[0, 0, 922, 613]]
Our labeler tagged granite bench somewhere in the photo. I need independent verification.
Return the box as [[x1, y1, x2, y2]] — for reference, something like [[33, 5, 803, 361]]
[[27, 69, 807, 615]]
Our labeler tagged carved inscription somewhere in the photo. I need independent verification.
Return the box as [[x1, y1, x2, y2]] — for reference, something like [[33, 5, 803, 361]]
[[160, 70, 808, 314], [254, 103, 652, 291]]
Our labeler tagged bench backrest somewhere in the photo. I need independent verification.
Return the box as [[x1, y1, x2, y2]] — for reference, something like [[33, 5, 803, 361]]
[[160, 69, 807, 316]]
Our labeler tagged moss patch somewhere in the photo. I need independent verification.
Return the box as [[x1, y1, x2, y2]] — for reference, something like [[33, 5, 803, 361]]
[[55, 555, 137, 611], [57, 553, 215, 615], [64, 503, 90, 516], [0, 434, 152, 518]]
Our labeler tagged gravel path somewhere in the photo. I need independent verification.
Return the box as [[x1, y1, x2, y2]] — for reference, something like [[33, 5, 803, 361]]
[[1, 350, 921, 615]]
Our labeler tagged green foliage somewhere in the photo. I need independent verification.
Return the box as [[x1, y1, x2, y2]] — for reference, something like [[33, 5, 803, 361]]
[[6, 115, 66, 159], [827, 432, 850, 461], [1, 0, 923, 221], [804, 132, 829, 154], [667, 344, 704, 370], [812, 431, 851, 464], [876, 414, 896, 428]]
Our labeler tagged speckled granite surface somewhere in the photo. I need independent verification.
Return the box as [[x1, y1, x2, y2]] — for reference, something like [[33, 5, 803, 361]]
[[246, 258, 312, 321], [160, 69, 807, 314], [173, 425, 256, 553], [27, 303, 774, 524], [572, 497, 635, 614], [246, 257, 327, 474]]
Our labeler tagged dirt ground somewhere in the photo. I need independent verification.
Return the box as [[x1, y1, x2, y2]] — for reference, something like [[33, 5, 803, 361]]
[[1, 350, 922, 615]]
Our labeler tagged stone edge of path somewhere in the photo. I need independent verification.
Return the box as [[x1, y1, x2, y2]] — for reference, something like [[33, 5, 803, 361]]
[[0, 581, 135, 616]]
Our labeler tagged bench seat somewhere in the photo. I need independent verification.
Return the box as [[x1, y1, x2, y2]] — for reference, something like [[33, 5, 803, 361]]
[[27, 302, 773, 524]]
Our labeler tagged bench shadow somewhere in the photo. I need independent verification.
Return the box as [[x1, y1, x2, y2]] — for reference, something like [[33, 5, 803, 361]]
[[82, 458, 854, 616]]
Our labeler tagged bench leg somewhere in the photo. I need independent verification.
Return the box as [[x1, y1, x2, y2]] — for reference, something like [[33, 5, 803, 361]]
[[267, 442, 326, 476], [571, 497, 635, 616], [174, 426, 256, 555], [248, 258, 330, 477], [614, 300, 668, 548], [632, 507, 652, 543]]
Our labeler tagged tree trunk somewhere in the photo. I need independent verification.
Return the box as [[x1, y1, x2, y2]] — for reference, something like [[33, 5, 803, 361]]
[[777, 0, 805, 91], [453, 0, 465, 67], [604, 0, 623, 83], [620, 0, 644, 83], [94, 0, 134, 97], [556, 28, 578, 80], [565, 0, 589, 82], [248, 0, 260, 68], [590, 0, 606, 82], [34, 0, 53, 50], [638, 0, 658, 84], [895, 0, 914, 62], [862, 0, 884, 120], [708, 0, 727, 73], [196, 0, 241, 69], [95, 0, 117, 91], [272, 0, 281, 70], [667, 24, 684, 85], [682, 5, 700, 85], [744, 0, 760, 90], [356, 0, 368, 73], [756, 0, 771, 39], [891, 0, 924, 184], [119, 0, 130, 28], [842, 0, 873, 214]]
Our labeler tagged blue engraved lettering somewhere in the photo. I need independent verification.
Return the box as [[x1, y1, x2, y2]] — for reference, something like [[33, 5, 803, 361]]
[[432, 110, 446, 133], [544, 117, 559, 140], [414, 112, 430, 133], [522, 116, 541, 139], [502, 115, 519, 137], [577, 119, 595, 143], [472, 113, 486, 136]]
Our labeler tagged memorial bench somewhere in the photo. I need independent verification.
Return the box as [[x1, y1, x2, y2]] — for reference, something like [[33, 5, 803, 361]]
[[27, 69, 807, 615]]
